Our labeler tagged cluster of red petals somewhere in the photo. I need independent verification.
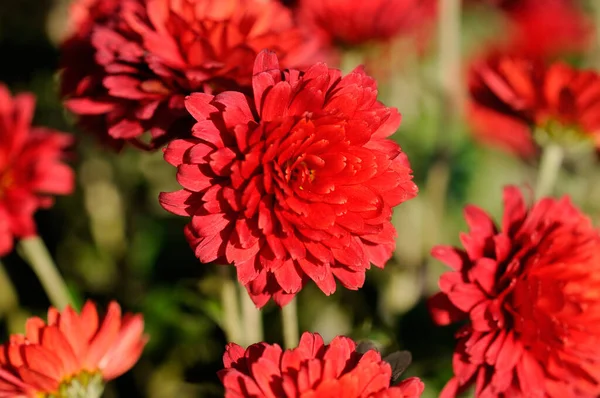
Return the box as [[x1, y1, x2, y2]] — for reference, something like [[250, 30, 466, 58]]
[[160, 51, 417, 307], [60, 0, 325, 150], [468, 53, 600, 157], [0, 85, 74, 256], [220, 332, 424, 397], [0, 301, 147, 397], [429, 186, 600, 397], [297, 0, 435, 46]]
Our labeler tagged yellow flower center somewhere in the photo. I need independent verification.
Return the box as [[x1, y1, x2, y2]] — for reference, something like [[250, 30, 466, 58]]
[[534, 119, 594, 152]]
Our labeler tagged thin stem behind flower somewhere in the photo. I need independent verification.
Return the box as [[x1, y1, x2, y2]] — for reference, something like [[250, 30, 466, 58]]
[[240, 286, 263, 346], [0, 260, 18, 312], [418, 0, 463, 297], [340, 49, 366, 75], [439, 0, 463, 116], [17, 236, 73, 310], [282, 297, 299, 349], [219, 267, 242, 344], [535, 143, 564, 199]]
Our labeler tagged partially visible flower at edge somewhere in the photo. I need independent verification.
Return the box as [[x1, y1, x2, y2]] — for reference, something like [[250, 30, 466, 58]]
[[429, 186, 600, 397], [0, 300, 147, 398], [220, 331, 424, 397], [467, 51, 600, 157], [297, 0, 436, 47], [60, 0, 330, 151], [159, 50, 418, 308], [0, 84, 74, 256]]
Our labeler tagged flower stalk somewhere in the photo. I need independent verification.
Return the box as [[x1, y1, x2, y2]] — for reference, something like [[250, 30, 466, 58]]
[[240, 287, 263, 346], [419, 0, 463, 296], [0, 260, 18, 313], [535, 143, 564, 199], [282, 297, 299, 349], [439, 0, 463, 115], [17, 236, 73, 310], [220, 268, 243, 344]]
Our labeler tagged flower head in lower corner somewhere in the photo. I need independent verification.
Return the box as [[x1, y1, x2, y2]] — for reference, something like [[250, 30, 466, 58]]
[[219, 332, 424, 397], [0, 301, 147, 398], [159, 51, 418, 308], [429, 186, 600, 397], [0, 84, 74, 256]]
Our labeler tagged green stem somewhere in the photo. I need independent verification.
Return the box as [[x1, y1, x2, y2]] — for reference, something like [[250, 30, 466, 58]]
[[17, 236, 73, 310], [0, 260, 18, 312], [438, 0, 463, 116], [282, 297, 299, 349], [535, 143, 564, 199], [421, 160, 451, 297], [417, 0, 462, 296], [219, 267, 242, 343], [340, 48, 366, 75], [240, 285, 263, 346]]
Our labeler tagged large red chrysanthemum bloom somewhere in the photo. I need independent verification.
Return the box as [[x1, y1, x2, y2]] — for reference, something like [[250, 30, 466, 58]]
[[0, 301, 147, 398], [60, 0, 326, 150], [220, 332, 424, 397], [297, 0, 435, 46], [429, 186, 600, 397], [159, 51, 418, 307], [467, 53, 600, 157], [0, 85, 74, 256]]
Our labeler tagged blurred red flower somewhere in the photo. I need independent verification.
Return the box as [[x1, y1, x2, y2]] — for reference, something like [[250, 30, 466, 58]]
[[467, 53, 542, 157], [467, 53, 600, 156], [60, 0, 326, 150], [0, 85, 74, 256], [220, 332, 424, 397], [505, 0, 593, 59], [0, 301, 147, 397], [297, 0, 435, 46], [160, 51, 417, 308], [429, 186, 600, 397]]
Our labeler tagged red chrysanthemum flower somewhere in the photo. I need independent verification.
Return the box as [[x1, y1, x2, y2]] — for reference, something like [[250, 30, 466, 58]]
[[0, 301, 147, 398], [468, 53, 600, 157], [60, 0, 326, 150], [297, 0, 435, 46], [0, 85, 74, 256], [429, 186, 600, 397], [220, 332, 424, 397], [159, 51, 418, 308]]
